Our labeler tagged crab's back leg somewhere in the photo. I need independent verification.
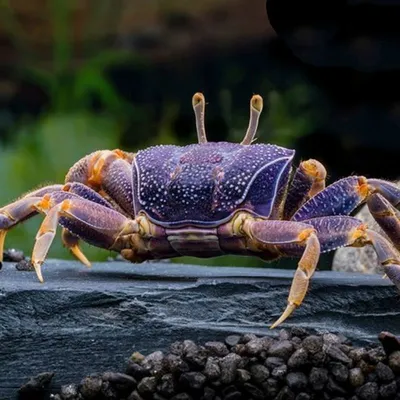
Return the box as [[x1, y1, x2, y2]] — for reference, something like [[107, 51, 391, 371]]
[[0, 185, 63, 260], [65, 149, 134, 216], [59, 182, 114, 265], [291, 176, 400, 250], [364, 179, 400, 249], [283, 159, 327, 220], [291, 176, 369, 221], [32, 191, 138, 282]]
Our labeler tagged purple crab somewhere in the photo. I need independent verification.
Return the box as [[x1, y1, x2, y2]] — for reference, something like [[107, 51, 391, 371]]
[[1, 92, 400, 328]]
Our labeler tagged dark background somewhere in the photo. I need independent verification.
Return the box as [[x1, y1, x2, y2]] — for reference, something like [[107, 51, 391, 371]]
[[0, 0, 399, 268]]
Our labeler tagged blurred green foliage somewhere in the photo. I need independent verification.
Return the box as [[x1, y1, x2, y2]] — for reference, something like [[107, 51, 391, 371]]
[[0, 0, 319, 268]]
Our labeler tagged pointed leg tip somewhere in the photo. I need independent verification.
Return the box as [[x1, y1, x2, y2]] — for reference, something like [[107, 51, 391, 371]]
[[271, 303, 297, 330], [32, 261, 44, 283], [269, 322, 278, 330], [69, 245, 91, 268]]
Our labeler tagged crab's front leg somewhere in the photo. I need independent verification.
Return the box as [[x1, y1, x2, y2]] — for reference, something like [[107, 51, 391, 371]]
[[240, 213, 400, 328], [238, 217, 321, 328], [31, 191, 138, 282], [0, 185, 63, 259]]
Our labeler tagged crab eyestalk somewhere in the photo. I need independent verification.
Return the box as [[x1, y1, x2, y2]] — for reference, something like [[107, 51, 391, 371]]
[[192, 92, 207, 144], [241, 94, 263, 145]]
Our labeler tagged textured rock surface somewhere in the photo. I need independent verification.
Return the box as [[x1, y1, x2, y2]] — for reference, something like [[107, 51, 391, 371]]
[[1, 260, 400, 398]]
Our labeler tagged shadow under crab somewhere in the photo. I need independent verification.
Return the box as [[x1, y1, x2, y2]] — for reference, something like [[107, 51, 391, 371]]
[[1, 93, 400, 328]]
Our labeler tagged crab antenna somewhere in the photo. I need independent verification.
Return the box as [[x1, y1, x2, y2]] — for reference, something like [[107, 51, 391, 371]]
[[241, 94, 263, 145], [192, 92, 207, 144]]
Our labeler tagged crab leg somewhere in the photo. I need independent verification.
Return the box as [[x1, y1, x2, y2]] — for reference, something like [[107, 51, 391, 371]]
[[291, 176, 400, 247], [32, 192, 138, 282], [59, 182, 115, 265], [242, 219, 321, 328], [243, 215, 400, 328], [65, 150, 134, 216], [0, 185, 63, 261], [283, 159, 327, 220], [367, 193, 400, 248], [291, 176, 369, 221]]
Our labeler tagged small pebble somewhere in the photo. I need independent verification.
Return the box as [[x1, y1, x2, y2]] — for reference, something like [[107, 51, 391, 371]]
[[309, 367, 328, 391], [157, 373, 175, 397], [3, 248, 25, 262], [356, 382, 379, 400], [349, 367, 365, 388], [326, 376, 347, 395], [288, 348, 309, 369], [245, 337, 271, 356], [323, 333, 342, 345], [389, 351, 400, 373], [295, 393, 310, 400], [286, 372, 308, 392], [272, 364, 288, 380], [375, 361, 395, 382], [326, 344, 352, 365], [379, 331, 400, 355], [243, 382, 264, 400], [219, 353, 241, 384], [205, 341, 229, 357], [179, 372, 207, 390], [265, 356, 285, 369], [330, 362, 349, 383], [79, 375, 103, 399], [302, 335, 323, 354], [15, 258, 34, 271], [240, 333, 257, 344], [236, 368, 251, 383], [204, 357, 220, 380], [137, 377, 157, 397], [379, 380, 397, 398], [249, 364, 269, 383], [225, 335, 240, 348], [60, 383, 79, 400], [269, 340, 294, 360]]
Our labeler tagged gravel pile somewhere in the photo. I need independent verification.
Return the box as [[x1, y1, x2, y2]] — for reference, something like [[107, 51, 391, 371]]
[[18, 329, 400, 400]]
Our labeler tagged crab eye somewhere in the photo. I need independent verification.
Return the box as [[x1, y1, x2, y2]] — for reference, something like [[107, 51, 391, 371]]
[[192, 92, 207, 144], [241, 94, 264, 146]]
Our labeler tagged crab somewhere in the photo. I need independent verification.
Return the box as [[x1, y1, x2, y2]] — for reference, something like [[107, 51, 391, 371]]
[[1, 92, 400, 329]]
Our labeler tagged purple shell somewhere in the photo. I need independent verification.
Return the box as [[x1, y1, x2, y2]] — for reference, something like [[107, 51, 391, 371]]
[[133, 142, 294, 227]]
